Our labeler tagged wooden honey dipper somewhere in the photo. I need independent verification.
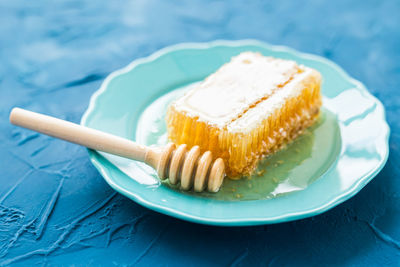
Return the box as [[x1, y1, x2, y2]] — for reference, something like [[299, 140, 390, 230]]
[[9, 108, 225, 192]]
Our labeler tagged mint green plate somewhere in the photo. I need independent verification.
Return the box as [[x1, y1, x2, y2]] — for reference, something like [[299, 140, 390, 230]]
[[81, 40, 390, 226]]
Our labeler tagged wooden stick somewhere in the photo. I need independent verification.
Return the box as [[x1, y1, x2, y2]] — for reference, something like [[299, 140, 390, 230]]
[[9, 108, 149, 162]]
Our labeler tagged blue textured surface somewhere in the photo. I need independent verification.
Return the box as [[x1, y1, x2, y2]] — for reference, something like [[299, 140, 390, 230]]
[[0, 0, 399, 266]]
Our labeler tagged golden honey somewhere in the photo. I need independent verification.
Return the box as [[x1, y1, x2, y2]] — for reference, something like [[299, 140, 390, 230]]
[[166, 52, 322, 178]]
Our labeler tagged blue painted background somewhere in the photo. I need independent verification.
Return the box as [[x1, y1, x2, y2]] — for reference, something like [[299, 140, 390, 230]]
[[1, 0, 399, 265]]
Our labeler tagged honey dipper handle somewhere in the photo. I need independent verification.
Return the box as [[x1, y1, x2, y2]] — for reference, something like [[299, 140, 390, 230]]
[[9, 108, 150, 162]]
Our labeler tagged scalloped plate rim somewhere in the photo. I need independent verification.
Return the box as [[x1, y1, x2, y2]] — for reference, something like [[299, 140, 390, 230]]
[[81, 39, 390, 226]]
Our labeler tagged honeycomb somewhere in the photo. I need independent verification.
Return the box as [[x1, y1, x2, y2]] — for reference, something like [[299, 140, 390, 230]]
[[166, 52, 322, 178]]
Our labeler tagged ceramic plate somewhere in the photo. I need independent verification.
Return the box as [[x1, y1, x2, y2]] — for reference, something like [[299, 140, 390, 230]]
[[81, 40, 389, 226]]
